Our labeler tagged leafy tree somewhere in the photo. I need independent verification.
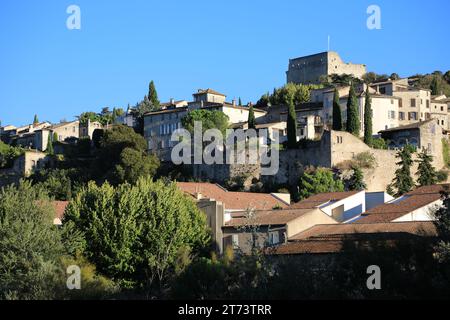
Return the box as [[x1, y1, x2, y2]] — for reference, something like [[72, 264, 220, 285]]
[[444, 71, 450, 84], [416, 150, 438, 186], [33, 114, 39, 124], [29, 169, 74, 201], [348, 166, 366, 191], [0, 142, 23, 169], [78, 112, 101, 125], [248, 104, 256, 129], [64, 177, 210, 293], [181, 109, 229, 136], [92, 125, 159, 185], [255, 92, 270, 108], [256, 83, 321, 108], [363, 89, 373, 145], [53, 132, 59, 143], [0, 181, 83, 299], [388, 146, 415, 197], [298, 167, 344, 200], [148, 80, 160, 110], [332, 87, 343, 130], [346, 83, 360, 136], [390, 73, 400, 80], [286, 99, 297, 149], [92, 129, 104, 149]]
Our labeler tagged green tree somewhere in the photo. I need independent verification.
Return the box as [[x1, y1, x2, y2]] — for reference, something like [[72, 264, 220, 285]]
[[93, 125, 159, 185], [348, 166, 366, 191], [238, 97, 242, 106], [248, 104, 256, 129], [416, 150, 438, 186], [363, 89, 373, 145], [33, 114, 39, 124], [148, 80, 160, 110], [332, 87, 343, 130], [181, 109, 229, 136], [53, 132, 59, 143], [346, 83, 360, 136], [46, 136, 54, 155], [0, 181, 83, 299], [389, 146, 415, 196], [64, 177, 210, 292], [78, 112, 101, 125], [286, 99, 298, 149], [433, 189, 450, 263], [298, 167, 344, 200], [430, 76, 441, 95]]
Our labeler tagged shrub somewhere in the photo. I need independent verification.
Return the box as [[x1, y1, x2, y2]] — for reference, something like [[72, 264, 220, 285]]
[[354, 151, 377, 169]]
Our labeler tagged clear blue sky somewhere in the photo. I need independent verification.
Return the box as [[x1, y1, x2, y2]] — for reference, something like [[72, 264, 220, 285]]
[[1, 0, 449, 126]]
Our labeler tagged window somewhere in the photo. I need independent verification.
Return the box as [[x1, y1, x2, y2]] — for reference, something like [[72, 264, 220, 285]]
[[399, 112, 405, 120], [421, 99, 423, 105], [411, 99, 416, 107], [426, 100, 430, 108], [269, 231, 280, 245], [441, 106, 445, 112], [390, 111, 396, 119], [379, 87, 386, 94], [399, 99, 403, 108], [409, 112, 417, 120]]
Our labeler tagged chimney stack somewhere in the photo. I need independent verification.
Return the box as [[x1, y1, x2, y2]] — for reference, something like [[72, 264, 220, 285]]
[[232, 99, 236, 107]]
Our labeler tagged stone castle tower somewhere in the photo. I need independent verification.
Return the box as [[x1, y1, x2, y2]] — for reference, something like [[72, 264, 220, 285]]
[[286, 51, 366, 85]]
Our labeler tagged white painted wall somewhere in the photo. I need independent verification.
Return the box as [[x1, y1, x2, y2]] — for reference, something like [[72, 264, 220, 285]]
[[393, 199, 443, 222], [319, 190, 366, 222]]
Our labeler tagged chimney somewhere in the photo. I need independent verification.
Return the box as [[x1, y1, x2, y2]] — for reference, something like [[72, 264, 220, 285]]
[[232, 99, 236, 107], [195, 192, 203, 200], [170, 98, 175, 105]]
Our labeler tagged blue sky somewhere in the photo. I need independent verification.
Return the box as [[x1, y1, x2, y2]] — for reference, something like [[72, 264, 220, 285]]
[[1, 0, 449, 126]]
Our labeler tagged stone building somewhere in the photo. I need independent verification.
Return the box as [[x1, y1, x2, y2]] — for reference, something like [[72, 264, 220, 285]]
[[286, 51, 366, 85]]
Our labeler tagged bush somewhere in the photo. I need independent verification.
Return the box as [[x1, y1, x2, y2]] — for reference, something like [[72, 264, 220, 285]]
[[437, 170, 449, 182], [354, 151, 377, 169], [370, 137, 388, 150]]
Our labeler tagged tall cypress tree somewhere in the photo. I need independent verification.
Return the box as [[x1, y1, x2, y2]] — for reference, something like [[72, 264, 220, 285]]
[[148, 80, 160, 110], [430, 76, 441, 96], [332, 87, 343, 130], [416, 150, 438, 186], [239, 97, 242, 106], [248, 104, 256, 129], [287, 99, 298, 149], [346, 83, 360, 136], [46, 136, 54, 155], [363, 89, 373, 145], [348, 166, 367, 191], [33, 114, 39, 124], [389, 146, 414, 196]]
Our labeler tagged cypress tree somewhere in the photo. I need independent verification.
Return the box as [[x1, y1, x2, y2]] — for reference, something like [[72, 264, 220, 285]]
[[332, 87, 343, 130], [33, 114, 39, 124], [430, 76, 441, 95], [416, 150, 438, 186], [148, 80, 160, 110], [287, 99, 298, 149], [239, 97, 242, 106], [348, 166, 367, 191], [363, 89, 373, 145], [346, 83, 360, 136], [53, 132, 58, 143], [46, 136, 54, 155], [390, 146, 414, 196], [248, 104, 256, 129]]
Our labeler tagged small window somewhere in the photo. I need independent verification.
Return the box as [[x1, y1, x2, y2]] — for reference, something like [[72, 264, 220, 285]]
[[411, 99, 416, 107], [269, 231, 280, 245]]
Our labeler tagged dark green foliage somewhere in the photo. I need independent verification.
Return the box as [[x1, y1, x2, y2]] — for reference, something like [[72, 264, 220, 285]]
[[181, 109, 229, 136], [348, 166, 367, 191], [92, 125, 159, 185], [346, 84, 360, 136], [363, 89, 373, 145], [437, 170, 449, 182], [370, 137, 388, 149], [28, 168, 81, 201], [332, 87, 343, 130], [33, 114, 39, 124], [92, 129, 104, 149], [298, 167, 344, 200], [247, 104, 256, 129], [0, 141, 23, 169], [256, 83, 321, 108], [430, 76, 441, 95], [148, 80, 160, 110], [46, 136, 54, 155], [286, 100, 298, 149], [388, 146, 415, 196], [0, 181, 83, 299], [238, 97, 242, 106], [416, 150, 438, 186]]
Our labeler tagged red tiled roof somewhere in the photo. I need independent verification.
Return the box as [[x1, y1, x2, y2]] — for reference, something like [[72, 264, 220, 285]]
[[193, 88, 226, 97], [269, 221, 437, 255], [176, 182, 288, 211], [356, 184, 449, 223], [288, 191, 360, 210], [53, 201, 69, 219], [224, 208, 317, 227]]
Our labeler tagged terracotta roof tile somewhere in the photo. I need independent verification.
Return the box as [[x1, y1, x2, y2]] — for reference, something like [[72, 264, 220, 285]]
[[288, 191, 360, 210], [224, 208, 317, 227], [176, 182, 288, 211], [356, 184, 449, 223]]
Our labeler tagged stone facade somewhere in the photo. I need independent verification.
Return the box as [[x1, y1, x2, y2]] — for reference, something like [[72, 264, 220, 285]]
[[286, 51, 366, 85]]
